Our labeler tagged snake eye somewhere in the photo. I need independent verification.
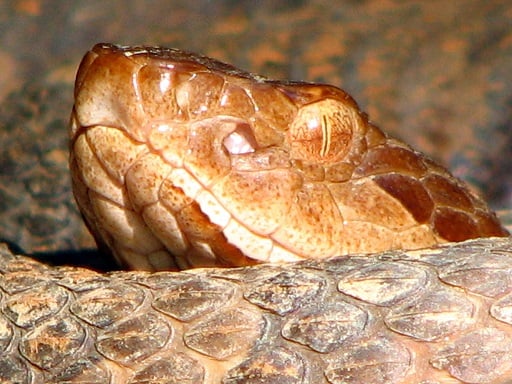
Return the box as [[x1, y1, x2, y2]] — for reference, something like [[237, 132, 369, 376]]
[[287, 98, 356, 163], [223, 122, 258, 155]]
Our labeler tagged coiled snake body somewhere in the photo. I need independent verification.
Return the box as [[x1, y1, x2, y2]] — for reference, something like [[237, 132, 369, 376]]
[[1, 43, 511, 383]]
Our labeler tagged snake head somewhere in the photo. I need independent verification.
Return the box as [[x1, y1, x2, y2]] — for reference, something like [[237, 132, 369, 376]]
[[69, 43, 508, 271]]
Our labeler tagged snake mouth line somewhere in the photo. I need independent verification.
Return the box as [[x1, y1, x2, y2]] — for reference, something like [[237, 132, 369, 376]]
[[161, 153, 307, 264]]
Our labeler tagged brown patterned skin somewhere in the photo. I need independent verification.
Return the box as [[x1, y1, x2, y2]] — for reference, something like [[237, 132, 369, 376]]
[[3, 238, 512, 383], [0, 42, 511, 384], [69, 44, 506, 272]]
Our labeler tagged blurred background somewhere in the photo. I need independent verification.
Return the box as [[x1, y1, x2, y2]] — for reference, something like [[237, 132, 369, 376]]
[[1, 0, 511, 257]]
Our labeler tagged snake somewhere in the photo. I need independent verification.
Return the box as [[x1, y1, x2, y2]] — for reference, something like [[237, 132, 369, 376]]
[[1, 43, 512, 383]]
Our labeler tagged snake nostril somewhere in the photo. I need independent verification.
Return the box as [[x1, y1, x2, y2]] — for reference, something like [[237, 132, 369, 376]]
[[223, 123, 258, 155]]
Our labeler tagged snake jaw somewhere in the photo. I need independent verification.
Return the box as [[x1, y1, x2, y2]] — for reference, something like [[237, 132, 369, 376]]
[[69, 43, 508, 271]]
